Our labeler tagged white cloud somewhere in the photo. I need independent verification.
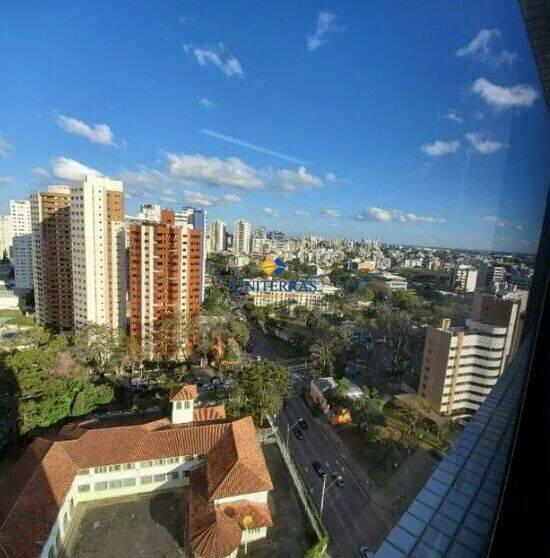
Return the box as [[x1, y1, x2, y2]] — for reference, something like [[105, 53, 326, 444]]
[[466, 132, 506, 154], [293, 209, 310, 217], [421, 139, 460, 157], [32, 167, 50, 178], [354, 207, 393, 222], [51, 157, 103, 182], [354, 207, 445, 224], [456, 29, 517, 66], [117, 167, 171, 187], [443, 109, 463, 124], [325, 172, 337, 182], [0, 135, 13, 158], [321, 208, 341, 219], [307, 12, 344, 52], [199, 97, 215, 109], [56, 114, 117, 146], [274, 166, 323, 192], [183, 44, 243, 77], [201, 129, 305, 165], [483, 215, 505, 227], [472, 78, 538, 109], [166, 153, 262, 190], [0, 177, 13, 185], [183, 189, 241, 207], [262, 207, 280, 218]]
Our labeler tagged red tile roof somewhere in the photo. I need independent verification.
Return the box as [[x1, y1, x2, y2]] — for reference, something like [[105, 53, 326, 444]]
[[169, 384, 198, 401], [0, 410, 272, 558], [194, 405, 226, 422]]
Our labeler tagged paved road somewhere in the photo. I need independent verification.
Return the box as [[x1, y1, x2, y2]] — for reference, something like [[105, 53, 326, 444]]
[[279, 397, 395, 558]]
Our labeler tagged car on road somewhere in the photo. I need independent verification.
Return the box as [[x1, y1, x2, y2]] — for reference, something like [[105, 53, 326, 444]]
[[312, 461, 327, 477], [331, 471, 345, 488], [292, 426, 304, 440], [359, 545, 374, 558], [298, 418, 308, 430]]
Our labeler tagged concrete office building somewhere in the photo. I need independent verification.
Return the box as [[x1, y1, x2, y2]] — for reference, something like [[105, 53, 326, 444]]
[[450, 264, 478, 293], [30, 186, 73, 331], [419, 291, 528, 417], [0, 215, 12, 260], [375, 272, 408, 291], [209, 219, 227, 253], [129, 210, 201, 358], [70, 176, 127, 330], [246, 282, 340, 312], [233, 219, 251, 255], [10, 200, 33, 290], [0, 385, 273, 558]]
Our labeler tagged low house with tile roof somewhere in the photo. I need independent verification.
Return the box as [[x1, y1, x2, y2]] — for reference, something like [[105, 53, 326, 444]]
[[0, 385, 273, 558]]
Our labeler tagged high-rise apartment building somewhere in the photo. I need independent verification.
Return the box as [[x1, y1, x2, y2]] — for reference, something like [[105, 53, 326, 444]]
[[233, 219, 251, 255], [30, 186, 73, 331], [178, 208, 206, 303], [70, 176, 127, 330], [9, 200, 33, 289], [209, 219, 227, 252], [449, 264, 478, 293], [0, 215, 12, 260], [129, 209, 201, 358], [419, 291, 527, 417]]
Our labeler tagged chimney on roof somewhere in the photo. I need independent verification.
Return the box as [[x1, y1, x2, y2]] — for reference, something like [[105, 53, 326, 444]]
[[441, 318, 451, 332], [169, 384, 198, 424]]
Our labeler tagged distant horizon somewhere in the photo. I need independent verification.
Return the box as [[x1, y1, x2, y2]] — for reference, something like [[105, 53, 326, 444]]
[[2, 1, 549, 254]]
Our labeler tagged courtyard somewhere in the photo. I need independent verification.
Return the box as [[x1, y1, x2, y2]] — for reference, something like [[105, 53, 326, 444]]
[[62, 444, 313, 558]]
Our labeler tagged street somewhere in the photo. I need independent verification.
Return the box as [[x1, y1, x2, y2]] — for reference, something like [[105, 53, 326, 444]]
[[278, 396, 395, 558]]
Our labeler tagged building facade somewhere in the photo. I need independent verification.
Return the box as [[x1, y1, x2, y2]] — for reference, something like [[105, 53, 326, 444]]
[[233, 219, 251, 255], [129, 210, 201, 358], [10, 199, 33, 289], [30, 186, 73, 331], [209, 219, 227, 252], [178, 208, 207, 303], [70, 177, 126, 330], [450, 264, 478, 293], [0, 386, 273, 558], [419, 291, 527, 417], [246, 282, 340, 312], [0, 215, 12, 261]]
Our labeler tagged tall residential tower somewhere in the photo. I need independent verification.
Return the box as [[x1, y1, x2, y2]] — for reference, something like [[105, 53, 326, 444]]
[[10, 200, 33, 289]]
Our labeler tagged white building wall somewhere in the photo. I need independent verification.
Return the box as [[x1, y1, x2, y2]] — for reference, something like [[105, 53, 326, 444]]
[[10, 199, 33, 289], [0, 214, 12, 260]]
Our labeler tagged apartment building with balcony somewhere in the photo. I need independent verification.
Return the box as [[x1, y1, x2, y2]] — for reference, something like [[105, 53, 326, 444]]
[[70, 176, 126, 330], [30, 186, 73, 331], [129, 209, 201, 358], [9, 199, 33, 290], [419, 291, 527, 417]]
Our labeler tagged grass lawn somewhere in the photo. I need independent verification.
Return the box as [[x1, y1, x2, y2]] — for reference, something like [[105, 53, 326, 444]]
[[336, 426, 409, 488]]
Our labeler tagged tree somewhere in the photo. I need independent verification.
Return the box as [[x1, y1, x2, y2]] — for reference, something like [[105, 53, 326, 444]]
[[228, 320, 250, 348], [392, 290, 422, 313], [370, 280, 390, 302], [309, 337, 336, 377], [351, 388, 389, 437], [364, 287, 376, 303], [73, 324, 123, 377], [203, 284, 229, 314], [155, 312, 185, 361], [227, 360, 291, 426], [71, 382, 114, 416]]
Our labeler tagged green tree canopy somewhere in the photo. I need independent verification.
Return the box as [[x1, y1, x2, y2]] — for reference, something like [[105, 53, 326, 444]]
[[228, 360, 291, 426]]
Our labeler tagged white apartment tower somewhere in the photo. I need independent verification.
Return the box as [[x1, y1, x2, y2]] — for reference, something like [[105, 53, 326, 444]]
[[209, 219, 227, 252], [70, 176, 127, 330], [10, 199, 33, 289], [419, 291, 528, 417], [0, 215, 12, 261], [450, 264, 478, 293], [233, 219, 251, 255]]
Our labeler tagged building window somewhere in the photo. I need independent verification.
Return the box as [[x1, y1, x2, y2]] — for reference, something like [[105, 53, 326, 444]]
[[141, 476, 153, 484], [141, 460, 153, 468], [94, 481, 108, 492], [123, 463, 135, 470], [94, 466, 108, 474], [77, 484, 90, 493], [108, 464, 121, 472], [154, 474, 165, 482], [169, 471, 179, 480], [123, 478, 136, 487]]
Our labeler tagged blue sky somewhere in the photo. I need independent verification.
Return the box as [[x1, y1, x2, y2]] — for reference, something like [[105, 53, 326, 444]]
[[1, 0, 549, 252]]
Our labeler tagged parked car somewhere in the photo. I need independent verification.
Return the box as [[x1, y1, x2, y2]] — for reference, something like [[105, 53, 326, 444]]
[[312, 461, 326, 477], [299, 418, 308, 430], [292, 426, 304, 440]]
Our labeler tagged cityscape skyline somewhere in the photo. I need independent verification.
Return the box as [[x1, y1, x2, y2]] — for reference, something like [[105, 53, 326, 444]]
[[2, 0, 549, 253]]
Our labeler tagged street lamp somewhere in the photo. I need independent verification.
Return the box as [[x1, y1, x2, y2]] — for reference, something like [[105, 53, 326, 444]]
[[320, 473, 341, 517], [286, 417, 304, 448]]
